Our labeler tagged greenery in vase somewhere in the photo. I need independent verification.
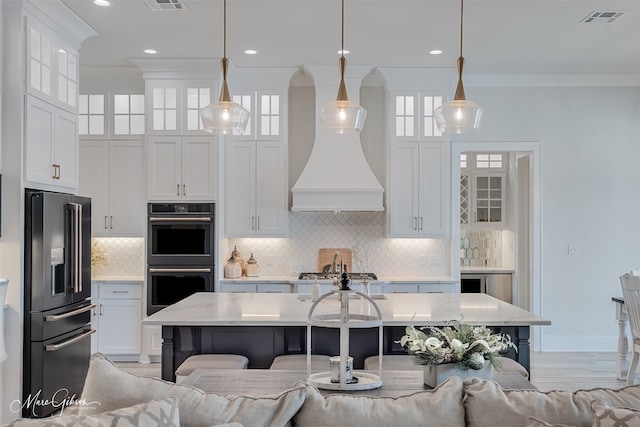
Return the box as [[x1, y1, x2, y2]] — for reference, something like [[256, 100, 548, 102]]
[[398, 320, 516, 370]]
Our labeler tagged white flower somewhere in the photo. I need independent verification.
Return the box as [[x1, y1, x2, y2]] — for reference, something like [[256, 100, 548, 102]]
[[425, 337, 441, 348]]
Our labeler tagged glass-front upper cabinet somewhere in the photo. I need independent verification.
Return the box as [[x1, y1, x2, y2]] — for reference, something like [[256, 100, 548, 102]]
[[26, 16, 79, 113], [461, 153, 507, 227]]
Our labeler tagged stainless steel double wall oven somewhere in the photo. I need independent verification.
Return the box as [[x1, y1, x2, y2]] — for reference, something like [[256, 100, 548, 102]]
[[147, 203, 215, 314]]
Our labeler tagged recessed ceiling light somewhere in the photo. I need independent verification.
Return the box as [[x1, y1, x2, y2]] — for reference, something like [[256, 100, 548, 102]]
[[94, 0, 111, 6], [144, 49, 157, 55], [337, 49, 350, 55], [244, 49, 258, 55], [430, 50, 443, 55]]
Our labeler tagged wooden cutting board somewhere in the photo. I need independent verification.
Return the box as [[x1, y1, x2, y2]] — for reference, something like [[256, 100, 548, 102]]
[[318, 248, 352, 274]]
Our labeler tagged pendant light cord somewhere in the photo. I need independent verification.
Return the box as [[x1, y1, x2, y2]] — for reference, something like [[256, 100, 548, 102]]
[[341, 0, 345, 59], [459, 0, 464, 57], [223, 0, 227, 59]]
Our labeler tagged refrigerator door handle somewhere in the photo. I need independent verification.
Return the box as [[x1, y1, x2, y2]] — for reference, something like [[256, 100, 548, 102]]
[[45, 303, 97, 322], [69, 203, 82, 294], [45, 329, 95, 352]]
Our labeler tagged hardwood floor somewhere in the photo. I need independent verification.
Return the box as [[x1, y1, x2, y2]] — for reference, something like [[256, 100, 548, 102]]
[[115, 352, 632, 392]]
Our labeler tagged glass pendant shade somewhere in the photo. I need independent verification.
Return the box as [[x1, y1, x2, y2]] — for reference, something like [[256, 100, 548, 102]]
[[200, 100, 250, 134], [434, 99, 483, 134], [320, 0, 367, 134], [319, 99, 367, 134], [199, 0, 249, 135]]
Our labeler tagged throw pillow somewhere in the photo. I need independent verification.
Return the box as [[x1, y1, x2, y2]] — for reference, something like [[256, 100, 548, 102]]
[[79, 353, 307, 427], [293, 376, 465, 427], [5, 398, 179, 427], [463, 377, 640, 427], [591, 400, 640, 427], [525, 416, 576, 427]]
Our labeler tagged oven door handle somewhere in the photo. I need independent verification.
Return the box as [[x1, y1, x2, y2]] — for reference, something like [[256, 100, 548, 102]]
[[149, 268, 212, 273], [45, 304, 97, 322], [45, 329, 96, 352], [148, 217, 211, 222]]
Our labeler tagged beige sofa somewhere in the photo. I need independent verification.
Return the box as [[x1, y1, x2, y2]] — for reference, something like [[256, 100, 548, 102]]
[[6, 353, 640, 427]]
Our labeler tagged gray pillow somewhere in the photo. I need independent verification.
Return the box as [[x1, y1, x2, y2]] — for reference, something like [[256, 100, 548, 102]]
[[293, 376, 465, 427], [464, 377, 640, 427], [79, 353, 307, 427], [6, 398, 179, 427]]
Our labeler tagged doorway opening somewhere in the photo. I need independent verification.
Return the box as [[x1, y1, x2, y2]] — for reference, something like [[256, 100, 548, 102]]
[[450, 141, 541, 350]]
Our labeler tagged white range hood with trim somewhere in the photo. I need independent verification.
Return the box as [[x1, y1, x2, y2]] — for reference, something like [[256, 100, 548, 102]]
[[291, 66, 384, 212]]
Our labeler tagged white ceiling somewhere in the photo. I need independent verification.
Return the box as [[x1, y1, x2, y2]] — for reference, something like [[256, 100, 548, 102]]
[[62, 0, 640, 75]]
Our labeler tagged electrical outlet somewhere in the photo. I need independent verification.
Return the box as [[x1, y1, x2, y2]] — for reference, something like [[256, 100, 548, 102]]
[[567, 245, 579, 255]]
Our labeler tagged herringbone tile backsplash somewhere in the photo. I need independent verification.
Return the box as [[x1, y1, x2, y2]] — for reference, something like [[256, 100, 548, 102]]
[[91, 237, 145, 277], [229, 212, 448, 277]]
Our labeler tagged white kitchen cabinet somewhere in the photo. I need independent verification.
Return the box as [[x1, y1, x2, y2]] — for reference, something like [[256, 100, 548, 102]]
[[382, 283, 420, 293], [24, 94, 78, 190], [460, 153, 508, 227], [388, 142, 447, 237], [91, 282, 142, 359], [79, 140, 145, 236], [224, 141, 288, 237], [147, 136, 217, 201], [219, 283, 257, 293]]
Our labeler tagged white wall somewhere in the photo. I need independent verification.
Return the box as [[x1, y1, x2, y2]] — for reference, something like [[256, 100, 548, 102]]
[[0, 0, 24, 422], [467, 82, 640, 350]]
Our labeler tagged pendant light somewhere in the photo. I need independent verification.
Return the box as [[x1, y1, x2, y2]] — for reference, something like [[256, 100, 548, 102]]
[[434, 0, 483, 134], [200, 0, 250, 134], [318, 0, 367, 134]]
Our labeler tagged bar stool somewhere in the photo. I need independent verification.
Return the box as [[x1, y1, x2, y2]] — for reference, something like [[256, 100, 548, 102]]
[[269, 354, 331, 371], [175, 354, 249, 383]]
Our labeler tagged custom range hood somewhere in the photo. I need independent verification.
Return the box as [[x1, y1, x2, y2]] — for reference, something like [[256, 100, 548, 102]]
[[291, 66, 384, 212]]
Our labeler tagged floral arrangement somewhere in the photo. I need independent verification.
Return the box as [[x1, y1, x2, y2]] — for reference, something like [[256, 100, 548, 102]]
[[398, 320, 516, 370], [91, 241, 107, 267]]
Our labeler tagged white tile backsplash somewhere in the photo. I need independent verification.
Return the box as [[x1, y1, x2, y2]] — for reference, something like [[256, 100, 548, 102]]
[[229, 212, 448, 277], [91, 237, 145, 277]]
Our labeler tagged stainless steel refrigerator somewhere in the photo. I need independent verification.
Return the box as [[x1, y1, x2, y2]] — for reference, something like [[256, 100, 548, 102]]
[[23, 189, 94, 418]]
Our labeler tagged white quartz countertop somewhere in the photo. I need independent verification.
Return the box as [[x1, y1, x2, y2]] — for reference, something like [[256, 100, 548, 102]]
[[92, 276, 144, 283], [460, 268, 515, 274], [142, 292, 550, 327], [219, 275, 456, 284]]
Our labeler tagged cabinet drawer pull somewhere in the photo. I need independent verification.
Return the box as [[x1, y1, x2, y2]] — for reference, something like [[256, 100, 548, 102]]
[[257, 216, 260, 230], [177, 184, 180, 196], [419, 217, 423, 230], [251, 216, 255, 230], [392, 291, 409, 294], [99, 304, 103, 316], [112, 290, 129, 294], [104, 216, 108, 229], [183, 184, 186, 196], [110, 216, 113, 229]]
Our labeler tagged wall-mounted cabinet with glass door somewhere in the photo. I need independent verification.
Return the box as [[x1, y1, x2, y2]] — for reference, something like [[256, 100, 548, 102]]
[[460, 152, 507, 227], [145, 80, 218, 201], [224, 90, 288, 237], [387, 91, 449, 237]]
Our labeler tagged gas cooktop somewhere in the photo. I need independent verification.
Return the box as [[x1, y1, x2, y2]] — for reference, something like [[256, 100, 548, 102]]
[[298, 272, 378, 280]]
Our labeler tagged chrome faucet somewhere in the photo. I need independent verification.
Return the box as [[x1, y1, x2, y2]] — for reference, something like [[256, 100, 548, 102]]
[[331, 250, 343, 275]]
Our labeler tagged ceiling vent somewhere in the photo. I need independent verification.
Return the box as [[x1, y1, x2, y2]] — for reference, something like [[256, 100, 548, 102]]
[[580, 11, 624, 23], [144, 0, 186, 11]]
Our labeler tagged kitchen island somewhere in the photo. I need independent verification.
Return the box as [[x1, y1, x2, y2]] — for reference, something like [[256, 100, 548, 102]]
[[142, 292, 551, 381]]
